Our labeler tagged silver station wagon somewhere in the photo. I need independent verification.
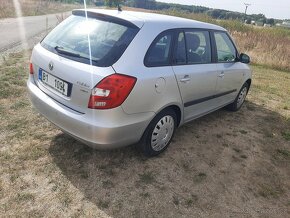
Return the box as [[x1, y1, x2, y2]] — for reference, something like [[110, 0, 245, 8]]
[[27, 9, 252, 156]]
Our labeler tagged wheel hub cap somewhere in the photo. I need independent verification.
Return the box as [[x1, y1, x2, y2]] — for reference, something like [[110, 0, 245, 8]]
[[237, 87, 248, 108], [151, 115, 174, 151]]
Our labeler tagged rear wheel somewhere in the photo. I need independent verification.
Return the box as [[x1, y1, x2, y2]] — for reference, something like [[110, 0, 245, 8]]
[[139, 109, 177, 157], [227, 82, 249, 111]]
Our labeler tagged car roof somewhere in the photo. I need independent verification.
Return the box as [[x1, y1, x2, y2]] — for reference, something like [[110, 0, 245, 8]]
[[73, 9, 226, 31]]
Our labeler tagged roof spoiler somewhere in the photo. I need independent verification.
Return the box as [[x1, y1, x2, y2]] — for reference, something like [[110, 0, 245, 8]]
[[72, 10, 139, 29]]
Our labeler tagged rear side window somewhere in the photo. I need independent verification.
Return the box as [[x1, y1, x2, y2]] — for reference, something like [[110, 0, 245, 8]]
[[145, 32, 173, 67], [214, 32, 237, 62], [175, 30, 212, 65], [41, 15, 139, 67]]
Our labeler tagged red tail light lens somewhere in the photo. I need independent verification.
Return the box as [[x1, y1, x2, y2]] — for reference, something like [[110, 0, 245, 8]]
[[88, 74, 137, 110], [29, 63, 34, 74]]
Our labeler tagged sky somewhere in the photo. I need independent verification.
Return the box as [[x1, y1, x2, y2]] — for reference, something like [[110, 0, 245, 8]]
[[157, 0, 290, 19]]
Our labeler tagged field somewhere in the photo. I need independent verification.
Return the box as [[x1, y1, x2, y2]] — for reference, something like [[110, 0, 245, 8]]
[[1, 5, 290, 218], [0, 51, 290, 217]]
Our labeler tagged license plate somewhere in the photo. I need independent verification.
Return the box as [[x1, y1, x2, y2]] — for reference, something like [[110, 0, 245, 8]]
[[39, 70, 69, 96]]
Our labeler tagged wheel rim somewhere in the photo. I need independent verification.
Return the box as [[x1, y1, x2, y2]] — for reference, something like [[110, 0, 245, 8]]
[[151, 115, 175, 152], [237, 86, 248, 108]]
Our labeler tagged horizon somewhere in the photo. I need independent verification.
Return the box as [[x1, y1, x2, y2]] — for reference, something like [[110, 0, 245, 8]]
[[157, 0, 290, 20]]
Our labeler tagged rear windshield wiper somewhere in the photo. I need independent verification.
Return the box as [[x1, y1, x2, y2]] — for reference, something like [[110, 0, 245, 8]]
[[54, 46, 99, 63], [54, 46, 81, 58]]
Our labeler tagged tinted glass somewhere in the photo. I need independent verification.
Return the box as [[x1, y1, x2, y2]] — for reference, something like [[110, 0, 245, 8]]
[[185, 30, 211, 64], [145, 33, 173, 67], [41, 15, 139, 67], [175, 32, 186, 65], [214, 32, 237, 62]]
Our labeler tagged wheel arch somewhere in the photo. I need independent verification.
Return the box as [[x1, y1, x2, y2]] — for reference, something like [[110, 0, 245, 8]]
[[244, 79, 252, 92], [165, 105, 182, 127], [143, 104, 183, 137], [245, 78, 252, 90], [138, 104, 182, 156]]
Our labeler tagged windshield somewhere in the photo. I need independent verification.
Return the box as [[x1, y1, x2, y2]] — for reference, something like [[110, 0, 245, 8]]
[[41, 14, 139, 67]]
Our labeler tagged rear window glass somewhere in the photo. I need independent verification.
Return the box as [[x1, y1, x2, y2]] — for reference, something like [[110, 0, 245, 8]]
[[41, 15, 139, 67]]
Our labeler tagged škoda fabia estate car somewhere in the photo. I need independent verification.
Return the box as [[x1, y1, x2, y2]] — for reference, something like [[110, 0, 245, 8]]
[[27, 9, 251, 156]]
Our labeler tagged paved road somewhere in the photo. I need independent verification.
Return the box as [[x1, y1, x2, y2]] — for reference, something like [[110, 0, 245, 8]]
[[0, 12, 71, 52]]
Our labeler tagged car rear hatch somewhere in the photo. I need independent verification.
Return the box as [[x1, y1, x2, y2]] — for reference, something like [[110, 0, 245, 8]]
[[31, 9, 142, 113]]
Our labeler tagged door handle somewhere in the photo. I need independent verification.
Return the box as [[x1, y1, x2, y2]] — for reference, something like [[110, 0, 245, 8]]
[[180, 75, 190, 83], [218, 71, 225, 78]]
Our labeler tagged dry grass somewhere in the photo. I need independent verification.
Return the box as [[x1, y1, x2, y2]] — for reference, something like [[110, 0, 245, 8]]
[[0, 51, 290, 217], [248, 65, 290, 118], [0, 0, 83, 19], [232, 30, 290, 72]]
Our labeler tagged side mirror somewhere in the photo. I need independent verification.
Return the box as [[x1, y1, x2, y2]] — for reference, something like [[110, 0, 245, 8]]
[[239, 53, 250, 64]]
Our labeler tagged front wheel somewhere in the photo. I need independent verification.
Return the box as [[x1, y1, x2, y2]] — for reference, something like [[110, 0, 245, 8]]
[[139, 109, 177, 157], [227, 82, 249, 111]]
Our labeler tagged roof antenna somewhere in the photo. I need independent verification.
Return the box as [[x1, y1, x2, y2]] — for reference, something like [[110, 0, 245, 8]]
[[118, 4, 122, 12]]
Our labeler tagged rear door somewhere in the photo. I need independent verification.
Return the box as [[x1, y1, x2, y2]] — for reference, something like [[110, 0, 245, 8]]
[[172, 29, 218, 122], [213, 31, 244, 105]]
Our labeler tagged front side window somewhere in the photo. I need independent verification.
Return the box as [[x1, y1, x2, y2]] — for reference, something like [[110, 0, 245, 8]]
[[145, 32, 173, 67], [41, 15, 139, 67], [175, 30, 211, 65], [214, 32, 237, 62]]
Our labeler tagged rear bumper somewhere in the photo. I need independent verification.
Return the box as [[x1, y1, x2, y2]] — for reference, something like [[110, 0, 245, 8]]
[[27, 78, 154, 149]]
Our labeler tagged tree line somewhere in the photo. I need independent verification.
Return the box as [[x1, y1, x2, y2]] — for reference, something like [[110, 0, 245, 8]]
[[62, 0, 279, 24]]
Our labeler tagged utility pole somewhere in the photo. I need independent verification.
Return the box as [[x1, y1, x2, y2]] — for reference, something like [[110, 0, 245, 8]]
[[244, 3, 251, 15]]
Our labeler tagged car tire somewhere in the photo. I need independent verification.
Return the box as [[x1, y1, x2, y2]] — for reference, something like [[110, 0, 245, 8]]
[[139, 109, 177, 157], [227, 82, 249, 112]]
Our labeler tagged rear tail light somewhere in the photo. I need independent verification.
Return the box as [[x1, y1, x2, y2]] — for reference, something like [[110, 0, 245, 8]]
[[88, 74, 137, 110], [29, 63, 34, 74]]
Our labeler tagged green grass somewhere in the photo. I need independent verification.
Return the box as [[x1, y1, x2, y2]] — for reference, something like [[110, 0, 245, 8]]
[[140, 192, 150, 198], [185, 194, 198, 207], [282, 132, 290, 141], [258, 184, 284, 198], [276, 149, 290, 158], [102, 180, 114, 189], [15, 192, 35, 203], [10, 101, 29, 110], [138, 172, 156, 185], [239, 130, 248, 135], [6, 119, 28, 131], [248, 66, 290, 118], [193, 172, 207, 183], [97, 199, 110, 209]]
